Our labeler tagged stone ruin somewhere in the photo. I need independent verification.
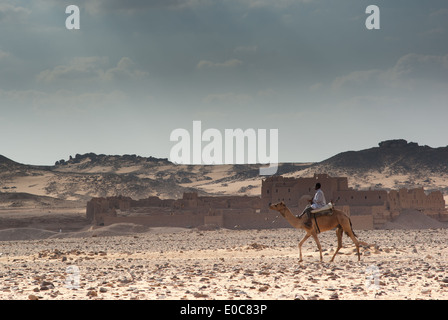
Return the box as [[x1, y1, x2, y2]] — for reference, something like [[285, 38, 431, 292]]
[[86, 173, 448, 230], [86, 192, 268, 229], [262, 174, 448, 229]]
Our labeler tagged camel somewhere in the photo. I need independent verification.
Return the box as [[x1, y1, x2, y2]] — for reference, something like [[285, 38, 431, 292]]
[[269, 202, 360, 262]]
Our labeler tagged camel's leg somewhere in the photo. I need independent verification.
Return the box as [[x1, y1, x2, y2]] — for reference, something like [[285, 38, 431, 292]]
[[348, 231, 360, 261], [344, 223, 360, 261], [330, 227, 343, 262], [311, 233, 323, 262], [298, 234, 310, 262]]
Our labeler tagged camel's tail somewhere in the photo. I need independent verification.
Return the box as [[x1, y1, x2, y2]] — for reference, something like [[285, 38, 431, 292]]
[[339, 210, 358, 238]]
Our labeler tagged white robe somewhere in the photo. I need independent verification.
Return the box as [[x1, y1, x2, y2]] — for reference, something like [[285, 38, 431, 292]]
[[311, 189, 326, 209]]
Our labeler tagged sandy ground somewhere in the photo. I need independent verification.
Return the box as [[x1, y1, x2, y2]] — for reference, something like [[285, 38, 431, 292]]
[[0, 226, 447, 300]]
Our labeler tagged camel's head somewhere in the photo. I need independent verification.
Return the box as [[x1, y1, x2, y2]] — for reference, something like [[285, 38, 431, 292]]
[[269, 201, 286, 216]]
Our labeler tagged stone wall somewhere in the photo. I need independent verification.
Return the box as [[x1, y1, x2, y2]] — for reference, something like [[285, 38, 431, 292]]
[[103, 214, 204, 228], [86, 193, 262, 227], [101, 210, 291, 230], [86, 196, 132, 224], [86, 173, 447, 230], [261, 174, 447, 228], [350, 215, 374, 230], [388, 188, 445, 211], [261, 174, 349, 210]]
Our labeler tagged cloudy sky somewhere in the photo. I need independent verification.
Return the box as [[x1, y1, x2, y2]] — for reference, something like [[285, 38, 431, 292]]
[[0, 0, 447, 165]]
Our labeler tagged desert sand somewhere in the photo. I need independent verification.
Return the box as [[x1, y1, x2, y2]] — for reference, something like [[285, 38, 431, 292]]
[[0, 223, 447, 301]]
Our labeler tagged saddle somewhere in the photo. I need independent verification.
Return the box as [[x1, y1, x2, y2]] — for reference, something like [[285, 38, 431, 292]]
[[311, 203, 334, 217], [299, 203, 334, 218]]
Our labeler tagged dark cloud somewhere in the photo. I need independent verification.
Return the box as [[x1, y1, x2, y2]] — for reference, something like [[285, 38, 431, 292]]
[[1, 0, 448, 165], [72, 0, 206, 15]]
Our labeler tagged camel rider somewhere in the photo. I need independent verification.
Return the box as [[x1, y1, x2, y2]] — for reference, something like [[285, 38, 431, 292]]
[[301, 183, 326, 228]]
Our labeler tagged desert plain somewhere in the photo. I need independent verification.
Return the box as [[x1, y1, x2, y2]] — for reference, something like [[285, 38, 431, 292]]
[[0, 213, 447, 301]]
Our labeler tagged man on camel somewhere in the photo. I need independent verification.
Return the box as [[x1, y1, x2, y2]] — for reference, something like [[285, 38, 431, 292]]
[[301, 182, 326, 228]]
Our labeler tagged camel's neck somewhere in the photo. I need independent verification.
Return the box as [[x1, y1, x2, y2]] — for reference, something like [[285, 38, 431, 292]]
[[279, 207, 304, 229]]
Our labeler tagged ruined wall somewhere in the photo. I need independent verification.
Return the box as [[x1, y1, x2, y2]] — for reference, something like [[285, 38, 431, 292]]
[[388, 188, 445, 211], [350, 215, 374, 230], [103, 214, 204, 228], [88, 193, 261, 226], [261, 174, 447, 227], [86, 196, 132, 224], [334, 190, 387, 207], [87, 174, 447, 230], [204, 215, 224, 227], [331, 205, 373, 230], [261, 176, 298, 210], [101, 210, 291, 230], [131, 197, 174, 208], [261, 174, 349, 212]]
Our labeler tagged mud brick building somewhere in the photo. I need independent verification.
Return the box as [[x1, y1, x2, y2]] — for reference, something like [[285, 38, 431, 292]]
[[261, 174, 447, 229], [87, 173, 448, 230]]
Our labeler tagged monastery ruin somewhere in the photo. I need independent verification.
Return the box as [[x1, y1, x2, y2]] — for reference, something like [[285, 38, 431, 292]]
[[261, 174, 447, 229], [86, 173, 448, 230]]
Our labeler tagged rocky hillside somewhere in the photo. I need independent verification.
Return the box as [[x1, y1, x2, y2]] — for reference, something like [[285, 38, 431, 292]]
[[0, 139, 447, 207], [294, 139, 448, 194], [0, 152, 309, 204], [319, 139, 448, 173]]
